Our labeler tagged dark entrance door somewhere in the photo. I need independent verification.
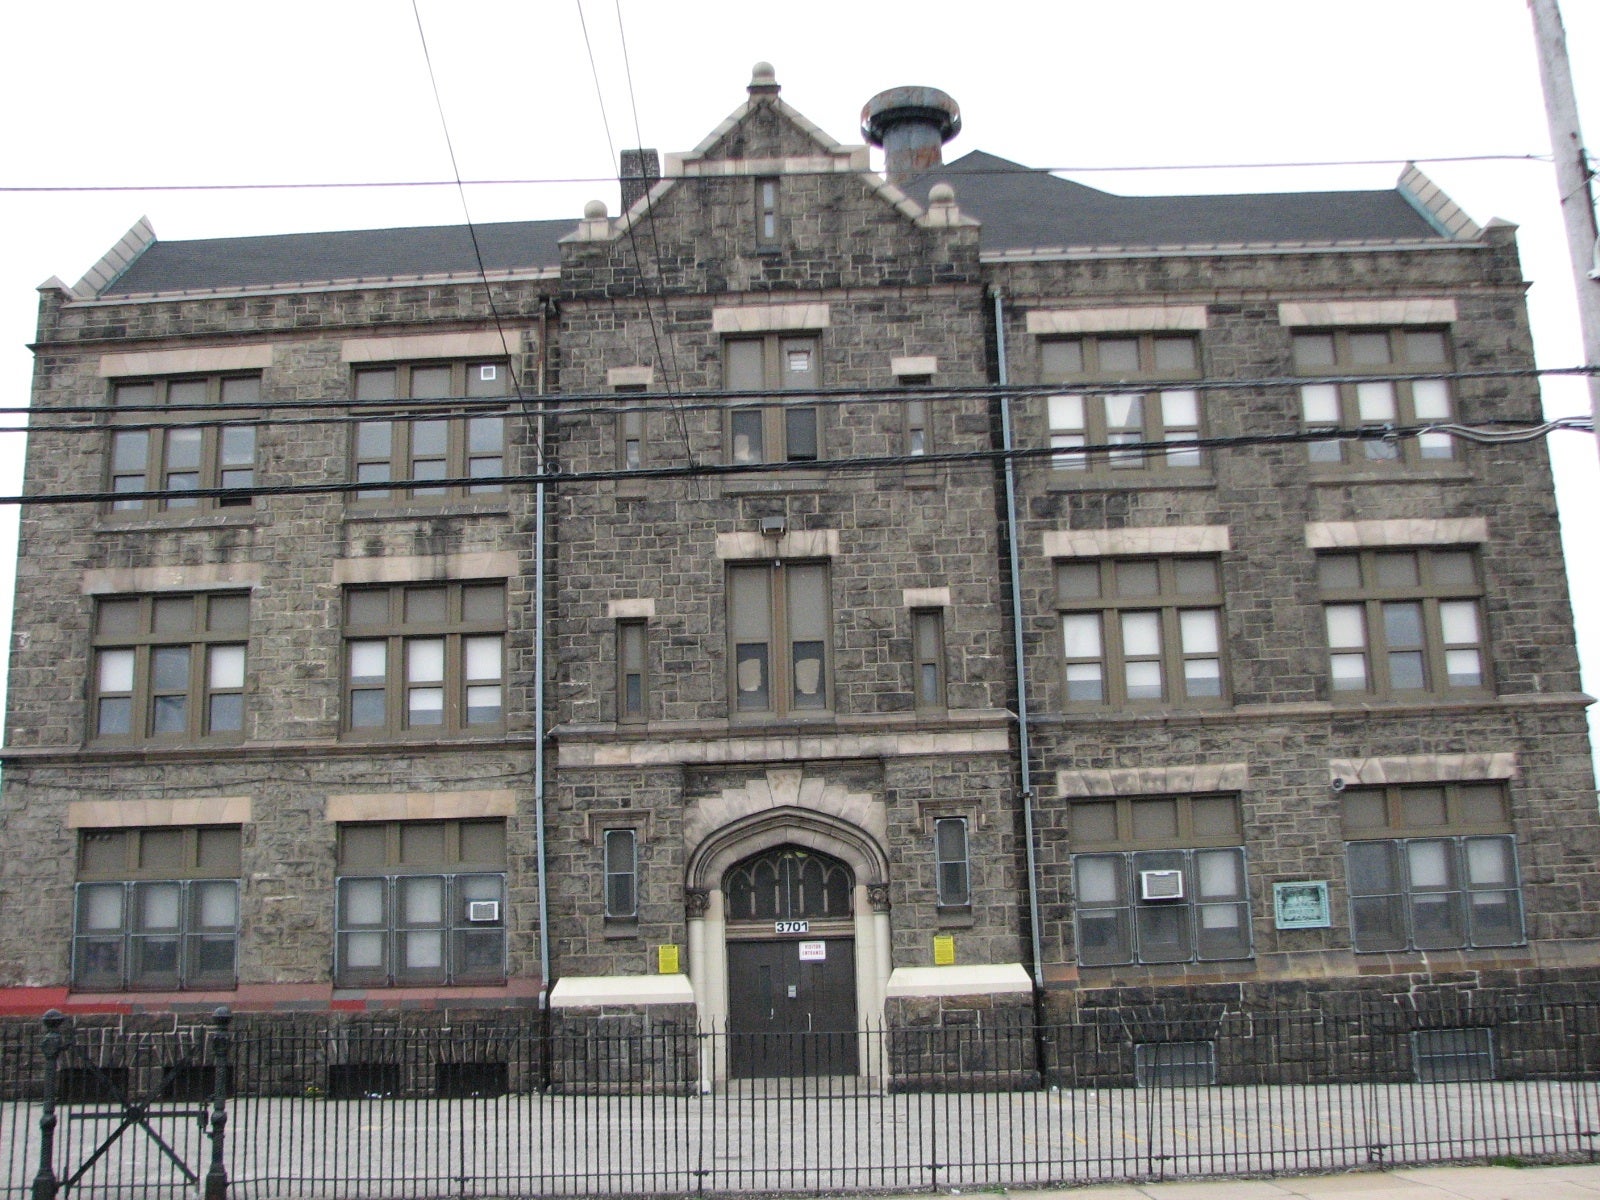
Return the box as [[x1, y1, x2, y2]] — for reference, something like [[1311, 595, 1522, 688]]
[[722, 843, 860, 1078], [727, 937, 857, 1077]]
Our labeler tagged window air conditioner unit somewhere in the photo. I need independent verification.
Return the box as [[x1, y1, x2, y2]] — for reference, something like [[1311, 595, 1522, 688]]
[[1139, 870, 1185, 902], [466, 900, 501, 923]]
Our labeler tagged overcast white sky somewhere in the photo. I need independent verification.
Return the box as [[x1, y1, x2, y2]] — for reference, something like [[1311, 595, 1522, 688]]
[[0, 0, 1596, 754]]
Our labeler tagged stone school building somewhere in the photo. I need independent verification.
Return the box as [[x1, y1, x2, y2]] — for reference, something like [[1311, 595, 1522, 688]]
[[2, 64, 1599, 1079]]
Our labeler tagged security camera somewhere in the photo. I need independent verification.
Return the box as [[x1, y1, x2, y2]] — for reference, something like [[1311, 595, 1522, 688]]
[[1331, 777, 1347, 793]]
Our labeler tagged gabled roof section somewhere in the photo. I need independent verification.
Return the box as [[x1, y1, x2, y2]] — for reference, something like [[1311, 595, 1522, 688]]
[[90, 219, 567, 299], [614, 63, 934, 237], [901, 151, 1466, 256]]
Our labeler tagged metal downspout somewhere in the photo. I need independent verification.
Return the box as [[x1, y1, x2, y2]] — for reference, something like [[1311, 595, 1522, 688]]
[[534, 300, 552, 1008], [994, 290, 1046, 991]]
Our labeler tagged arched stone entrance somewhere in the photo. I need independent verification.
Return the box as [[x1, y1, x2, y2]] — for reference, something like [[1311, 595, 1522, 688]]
[[684, 795, 891, 1081]]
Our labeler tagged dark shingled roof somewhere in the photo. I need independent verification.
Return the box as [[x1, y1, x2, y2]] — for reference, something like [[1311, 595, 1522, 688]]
[[102, 218, 569, 296], [902, 150, 1445, 252], [95, 149, 1448, 296]]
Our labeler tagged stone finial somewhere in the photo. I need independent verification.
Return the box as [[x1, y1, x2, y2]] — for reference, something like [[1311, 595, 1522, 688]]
[[920, 181, 966, 228], [573, 199, 612, 243], [749, 61, 780, 96]]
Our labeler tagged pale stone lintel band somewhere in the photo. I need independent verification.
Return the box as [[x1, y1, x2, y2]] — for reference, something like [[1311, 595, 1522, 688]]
[[332, 551, 517, 586], [902, 587, 951, 608], [68, 797, 253, 829], [1026, 306, 1208, 335], [712, 303, 831, 333], [100, 346, 274, 378], [1044, 526, 1230, 559], [891, 356, 938, 377], [548, 974, 695, 1007], [83, 563, 264, 595], [607, 366, 655, 388], [1305, 518, 1488, 549], [716, 530, 840, 560], [607, 598, 657, 619], [1278, 299, 1458, 327], [341, 332, 521, 363], [1329, 753, 1518, 787], [1058, 763, 1249, 799], [325, 789, 516, 824]]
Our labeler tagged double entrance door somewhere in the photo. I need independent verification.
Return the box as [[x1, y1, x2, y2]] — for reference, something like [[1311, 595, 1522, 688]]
[[726, 938, 857, 1077]]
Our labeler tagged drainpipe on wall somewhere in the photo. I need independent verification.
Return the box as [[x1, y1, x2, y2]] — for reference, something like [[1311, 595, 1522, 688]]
[[534, 298, 553, 1015], [993, 290, 1046, 995]]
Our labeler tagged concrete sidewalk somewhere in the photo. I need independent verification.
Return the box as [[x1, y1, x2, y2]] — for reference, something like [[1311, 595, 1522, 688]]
[[976, 1163, 1600, 1200]]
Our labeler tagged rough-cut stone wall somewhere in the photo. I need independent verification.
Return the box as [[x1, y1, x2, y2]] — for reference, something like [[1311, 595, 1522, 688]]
[[993, 227, 1600, 992]]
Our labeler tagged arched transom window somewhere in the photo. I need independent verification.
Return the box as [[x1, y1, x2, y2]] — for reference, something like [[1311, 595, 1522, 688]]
[[724, 845, 854, 921]]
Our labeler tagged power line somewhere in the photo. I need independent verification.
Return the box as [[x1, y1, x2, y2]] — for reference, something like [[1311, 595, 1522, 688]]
[[0, 419, 1588, 509], [408, 0, 530, 413], [4, 365, 1596, 436], [0, 155, 1553, 196]]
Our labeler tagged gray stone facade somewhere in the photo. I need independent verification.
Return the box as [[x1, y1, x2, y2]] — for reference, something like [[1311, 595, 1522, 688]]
[[1, 64, 1597, 1069]]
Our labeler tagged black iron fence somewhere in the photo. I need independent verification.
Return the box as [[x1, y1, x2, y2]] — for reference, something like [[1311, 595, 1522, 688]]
[[5, 1001, 1600, 1198]]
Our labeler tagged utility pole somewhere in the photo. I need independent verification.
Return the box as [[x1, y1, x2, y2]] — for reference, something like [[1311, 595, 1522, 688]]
[[1528, 0, 1600, 462]]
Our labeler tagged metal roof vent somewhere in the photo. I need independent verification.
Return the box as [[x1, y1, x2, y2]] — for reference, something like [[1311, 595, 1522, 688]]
[[861, 86, 961, 187]]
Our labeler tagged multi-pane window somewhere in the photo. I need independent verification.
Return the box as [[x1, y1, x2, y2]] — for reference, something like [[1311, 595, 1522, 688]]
[[935, 817, 971, 907], [1057, 558, 1225, 706], [108, 375, 260, 514], [1342, 783, 1523, 951], [1042, 335, 1202, 473], [343, 582, 505, 737], [604, 829, 638, 919], [913, 609, 946, 709], [729, 562, 830, 716], [725, 335, 820, 466], [1069, 794, 1250, 966], [92, 592, 248, 742], [615, 383, 647, 471], [335, 819, 506, 987], [352, 360, 508, 502], [1319, 548, 1486, 698], [1294, 329, 1454, 465], [74, 826, 241, 991], [618, 620, 648, 723]]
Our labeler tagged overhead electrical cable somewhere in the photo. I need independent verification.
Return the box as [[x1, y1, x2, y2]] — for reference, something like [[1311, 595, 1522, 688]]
[[5, 364, 1596, 436], [1, 417, 1589, 509], [408, 0, 531, 412], [0, 155, 1556, 195]]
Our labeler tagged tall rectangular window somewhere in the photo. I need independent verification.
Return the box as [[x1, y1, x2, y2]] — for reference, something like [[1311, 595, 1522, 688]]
[[756, 177, 780, 244], [74, 826, 241, 991], [1294, 329, 1454, 465], [335, 819, 506, 987], [1057, 558, 1225, 707], [1042, 335, 1201, 473], [1069, 794, 1250, 967], [1319, 547, 1486, 698], [913, 609, 946, 709], [108, 375, 260, 514], [92, 592, 249, 743], [729, 562, 830, 716], [725, 335, 819, 466], [934, 817, 970, 907], [1343, 783, 1523, 952], [344, 581, 505, 737], [618, 620, 648, 723], [604, 829, 638, 919], [352, 360, 508, 502]]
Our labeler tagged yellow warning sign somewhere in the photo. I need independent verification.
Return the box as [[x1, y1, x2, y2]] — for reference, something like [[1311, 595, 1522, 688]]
[[933, 934, 956, 966], [657, 944, 680, 974]]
